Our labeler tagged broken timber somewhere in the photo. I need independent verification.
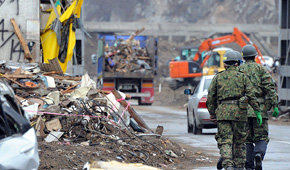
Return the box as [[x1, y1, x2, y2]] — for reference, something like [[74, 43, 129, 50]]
[[10, 18, 35, 63], [1, 74, 81, 81], [112, 89, 151, 131], [39, 58, 63, 74]]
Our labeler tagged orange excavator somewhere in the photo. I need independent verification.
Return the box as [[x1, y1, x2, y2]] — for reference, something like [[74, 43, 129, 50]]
[[169, 27, 264, 79]]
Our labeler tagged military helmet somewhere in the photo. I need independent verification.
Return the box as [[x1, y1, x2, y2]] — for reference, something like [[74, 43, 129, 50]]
[[234, 51, 243, 61], [223, 50, 239, 64], [234, 51, 244, 65], [241, 45, 257, 58]]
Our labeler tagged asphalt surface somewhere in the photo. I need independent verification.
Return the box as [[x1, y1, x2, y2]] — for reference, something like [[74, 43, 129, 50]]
[[135, 105, 290, 170]]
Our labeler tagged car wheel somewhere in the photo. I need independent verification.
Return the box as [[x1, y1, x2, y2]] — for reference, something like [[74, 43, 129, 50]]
[[192, 112, 202, 135], [187, 111, 193, 133]]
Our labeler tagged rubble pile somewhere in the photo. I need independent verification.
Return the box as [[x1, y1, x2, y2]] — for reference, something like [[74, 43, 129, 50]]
[[0, 61, 205, 169], [104, 28, 153, 73]]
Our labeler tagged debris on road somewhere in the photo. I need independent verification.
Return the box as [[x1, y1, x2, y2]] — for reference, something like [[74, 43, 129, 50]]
[[0, 61, 214, 169]]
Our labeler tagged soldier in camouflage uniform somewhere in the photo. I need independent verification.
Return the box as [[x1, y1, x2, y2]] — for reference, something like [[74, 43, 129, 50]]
[[207, 50, 262, 170], [238, 45, 279, 170], [216, 50, 245, 170]]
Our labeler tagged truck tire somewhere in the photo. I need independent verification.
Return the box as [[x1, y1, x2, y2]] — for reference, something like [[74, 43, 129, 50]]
[[138, 99, 153, 106]]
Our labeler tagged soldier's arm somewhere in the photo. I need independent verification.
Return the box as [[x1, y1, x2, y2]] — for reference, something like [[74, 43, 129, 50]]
[[206, 75, 218, 116], [244, 75, 261, 112], [260, 66, 278, 107]]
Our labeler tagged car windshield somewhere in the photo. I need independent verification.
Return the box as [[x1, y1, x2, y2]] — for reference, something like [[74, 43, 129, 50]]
[[203, 78, 213, 91]]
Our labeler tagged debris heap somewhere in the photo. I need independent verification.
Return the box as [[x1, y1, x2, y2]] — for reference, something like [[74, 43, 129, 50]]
[[0, 61, 208, 169], [103, 28, 153, 74]]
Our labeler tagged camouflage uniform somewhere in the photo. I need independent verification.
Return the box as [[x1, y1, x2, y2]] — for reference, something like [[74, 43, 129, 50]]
[[238, 60, 278, 168], [207, 66, 260, 168]]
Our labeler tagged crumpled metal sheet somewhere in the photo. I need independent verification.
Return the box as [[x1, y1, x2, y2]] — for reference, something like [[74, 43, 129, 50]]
[[0, 128, 39, 170]]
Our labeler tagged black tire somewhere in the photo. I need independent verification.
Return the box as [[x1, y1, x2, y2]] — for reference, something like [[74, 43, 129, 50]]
[[139, 102, 152, 106], [187, 111, 193, 133], [192, 112, 202, 135], [138, 98, 153, 106]]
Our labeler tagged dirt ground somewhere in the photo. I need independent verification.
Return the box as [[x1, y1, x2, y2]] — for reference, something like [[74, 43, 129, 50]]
[[153, 85, 188, 107], [38, 136, 216, 169]]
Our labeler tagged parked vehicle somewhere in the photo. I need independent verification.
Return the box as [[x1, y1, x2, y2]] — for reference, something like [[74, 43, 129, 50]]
[[0, 80, 39, 169], [261, 56, 274, 68], [184, 75, 216, 134]]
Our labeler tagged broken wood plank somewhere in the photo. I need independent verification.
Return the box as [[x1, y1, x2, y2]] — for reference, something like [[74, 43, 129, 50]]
[[39, 58, 63, 73], [2, 75, 26, 87], [2, 74, 33, 79], [61, 82, 81, 95], [10, 18, 34, 63], [51, 58, 63, 73], [43, 71, 63, 76], [126, 27, 145, 43], [50, 75, 82, 81], [2, 73, 80, 81], [111, 89, 151, 131], [137, 56, 151, 60]]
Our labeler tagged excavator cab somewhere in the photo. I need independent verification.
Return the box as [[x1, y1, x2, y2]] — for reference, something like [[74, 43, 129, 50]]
[[170, 47, 202, 78], [173, 47, 199, 62], [202, 47, 230, 75], [181, 47, 198, 61]]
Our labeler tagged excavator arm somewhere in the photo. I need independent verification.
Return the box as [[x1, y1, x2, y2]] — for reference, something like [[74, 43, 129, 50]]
[[170, 27, 264, 79], [169, 27, 266, 88], [193, 27, 264, 64]]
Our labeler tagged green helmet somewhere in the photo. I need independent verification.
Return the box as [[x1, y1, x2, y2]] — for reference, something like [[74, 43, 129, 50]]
[[241, 44, 257, 58], [224, 50, 239, 65]]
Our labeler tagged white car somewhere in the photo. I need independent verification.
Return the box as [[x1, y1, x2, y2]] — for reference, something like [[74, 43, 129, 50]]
[[184, 75, 216, 134], [0, 80, 39, 169], [260, 56, 274, 68]]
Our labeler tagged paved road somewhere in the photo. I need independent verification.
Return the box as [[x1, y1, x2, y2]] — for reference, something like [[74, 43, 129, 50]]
[[135, 105, 290, 170]]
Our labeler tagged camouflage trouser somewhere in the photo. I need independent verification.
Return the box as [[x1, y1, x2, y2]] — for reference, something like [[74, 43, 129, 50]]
[[245, 118, 269, 168], [216, 120, 247, 168], [246, 117, 269, 143]]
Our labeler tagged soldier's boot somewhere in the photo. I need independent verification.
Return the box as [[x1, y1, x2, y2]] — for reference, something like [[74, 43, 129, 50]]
[[254, 153, 262, 170], [254, 141, 267, 160], [217, 157, 223, 170]]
